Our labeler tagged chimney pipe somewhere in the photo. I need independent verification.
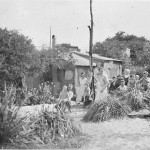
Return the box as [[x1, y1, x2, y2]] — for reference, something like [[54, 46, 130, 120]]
[[52, 35, 56, 49]]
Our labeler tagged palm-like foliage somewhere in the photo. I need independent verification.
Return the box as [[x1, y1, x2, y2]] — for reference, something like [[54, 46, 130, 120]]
[[0, 85, 83, 149], [126, 90, 145, 111]]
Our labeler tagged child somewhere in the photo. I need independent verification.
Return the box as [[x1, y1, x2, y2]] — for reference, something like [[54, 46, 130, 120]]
[[59, 85, 69, 101], [68, 84, 74, 101], [81, 83, 91, 106], [58, 85, 71, 112]]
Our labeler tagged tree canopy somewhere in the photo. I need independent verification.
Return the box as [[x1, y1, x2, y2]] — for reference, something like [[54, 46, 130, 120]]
[[93, 31, 150, 68], [39, 43, 75, 70], [0, 28, 40, 85], [38, 43, 76, 82]]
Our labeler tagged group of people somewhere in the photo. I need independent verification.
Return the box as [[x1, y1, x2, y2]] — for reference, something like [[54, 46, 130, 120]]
[[75, 65, 150, 105], [75, 62, 110, 105], [109, 69, 150, 95], [58, 62, 150, 112]]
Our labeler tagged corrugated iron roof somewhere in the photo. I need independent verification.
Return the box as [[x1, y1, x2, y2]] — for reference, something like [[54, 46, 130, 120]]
[[73, 51, 122, 62], [72, 53, 96, 66], [60, 51, 122, 67]]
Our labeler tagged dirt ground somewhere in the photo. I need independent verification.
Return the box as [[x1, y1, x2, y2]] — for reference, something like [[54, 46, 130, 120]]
[[70, 105, 150, 150]]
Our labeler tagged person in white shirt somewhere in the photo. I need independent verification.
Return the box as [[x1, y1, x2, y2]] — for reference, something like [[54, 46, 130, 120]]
[[94, 66, 109, 103], [118, 79, 127, 92], [94, 62, 109, 81]]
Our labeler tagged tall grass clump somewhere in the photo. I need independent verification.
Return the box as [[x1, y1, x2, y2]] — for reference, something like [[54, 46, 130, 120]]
[[83, 89, 150, 123], [0, 85, 29, 148], [126, 92, 144, 111], [83, 96, 131, 122], [0, 84, 85, 149], [32, 108, 83, 146]]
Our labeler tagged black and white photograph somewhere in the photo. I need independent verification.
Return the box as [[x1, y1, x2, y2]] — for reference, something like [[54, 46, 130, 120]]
[[1, 0, 150, 149]]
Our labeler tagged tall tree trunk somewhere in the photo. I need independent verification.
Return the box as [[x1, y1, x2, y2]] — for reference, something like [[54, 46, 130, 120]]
[[88, 0, 95, 101]]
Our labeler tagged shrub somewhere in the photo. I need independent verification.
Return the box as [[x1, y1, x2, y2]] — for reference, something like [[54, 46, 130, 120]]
[[0, 85, 84, 149]]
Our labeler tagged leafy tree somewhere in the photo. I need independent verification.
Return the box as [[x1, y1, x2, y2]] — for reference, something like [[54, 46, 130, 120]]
[[93, 31, 150, 68], [0, 28, 40, 87], [92, 42, 106, 56], [38, 43, 75, 82]]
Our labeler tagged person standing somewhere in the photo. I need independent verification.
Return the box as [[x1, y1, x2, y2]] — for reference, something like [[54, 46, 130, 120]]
[[76, 72, 87, 104], [94, 66, 109, 103], [94, 62, 109, 81]]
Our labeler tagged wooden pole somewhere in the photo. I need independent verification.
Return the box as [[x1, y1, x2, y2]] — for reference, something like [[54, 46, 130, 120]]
[[88, 0, 95, 100], [89, 0, 93, 70]]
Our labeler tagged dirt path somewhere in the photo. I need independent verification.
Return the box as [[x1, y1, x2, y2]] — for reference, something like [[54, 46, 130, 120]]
[[70, 106, 150, 150]]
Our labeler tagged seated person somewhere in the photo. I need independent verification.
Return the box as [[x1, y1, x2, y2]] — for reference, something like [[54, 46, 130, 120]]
[[123, 69, 130, 86], [117, 79, 127, 94], [116, 75, 124, 88], [127, 74, 136, 90], [81, 83, 91, 106], [59, 85, 69, 101], [68, 84, 76, 101], [138, 71, 150, 91], [109, 76, 118, 94], [58, 85, 71, 112]]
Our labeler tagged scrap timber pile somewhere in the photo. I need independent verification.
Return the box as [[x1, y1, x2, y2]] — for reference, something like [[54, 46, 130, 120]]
[[83, 89, 150, 122]]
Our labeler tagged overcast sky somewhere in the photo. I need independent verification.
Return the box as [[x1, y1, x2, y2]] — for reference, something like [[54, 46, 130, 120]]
[[1, 0, 150, 52]]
